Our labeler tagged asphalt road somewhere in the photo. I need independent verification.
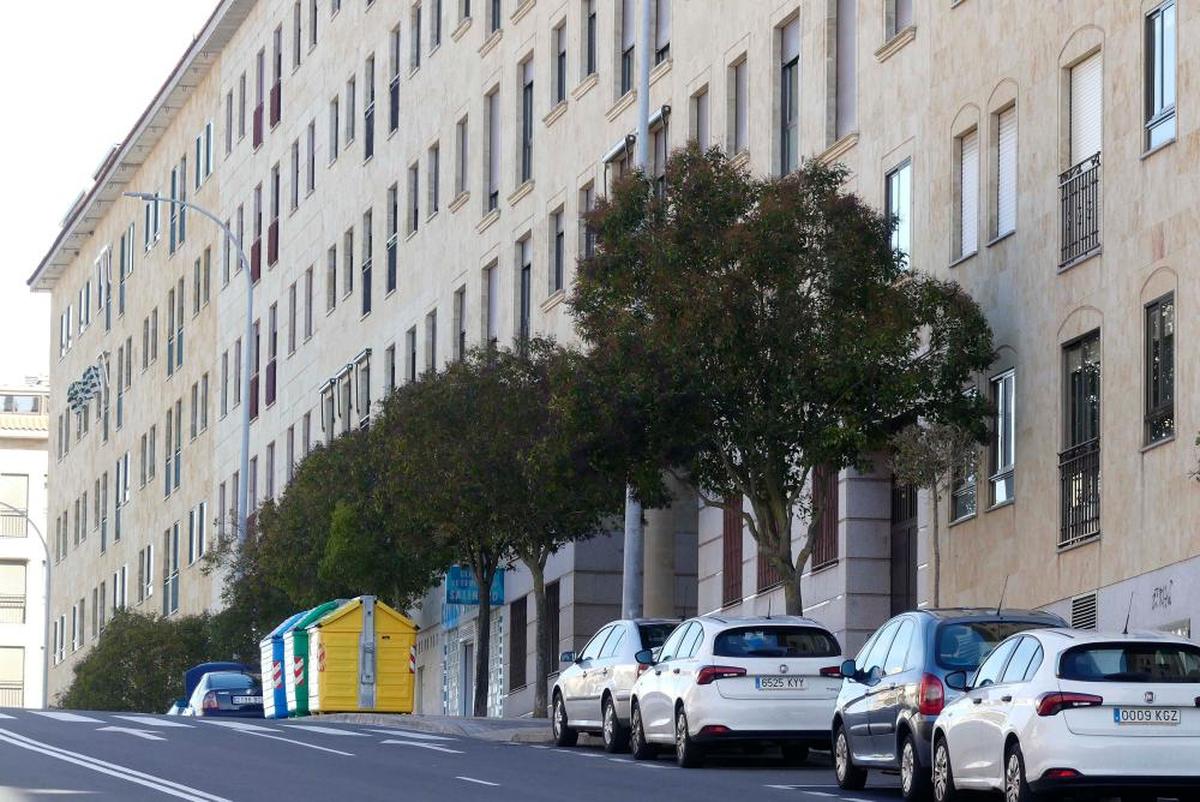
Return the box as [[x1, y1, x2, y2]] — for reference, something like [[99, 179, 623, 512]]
[[0, 707, 910, 802]]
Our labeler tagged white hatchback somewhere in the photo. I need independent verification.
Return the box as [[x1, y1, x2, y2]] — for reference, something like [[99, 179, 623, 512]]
[[628, 615, 843, 768], [932, 629, 1200, 802]]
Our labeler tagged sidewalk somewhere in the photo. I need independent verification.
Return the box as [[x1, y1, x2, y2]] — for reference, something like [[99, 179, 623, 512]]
[[318, 712, 553, 743]]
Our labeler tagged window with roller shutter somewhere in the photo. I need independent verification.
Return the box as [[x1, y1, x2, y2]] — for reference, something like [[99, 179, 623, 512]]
[[995, 106, 1017, 237], [958, 128, 979, 258], [721, 496, 743, 607]]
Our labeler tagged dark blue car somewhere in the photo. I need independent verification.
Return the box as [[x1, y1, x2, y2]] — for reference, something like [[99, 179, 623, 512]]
[[184, 669, 264, 718]]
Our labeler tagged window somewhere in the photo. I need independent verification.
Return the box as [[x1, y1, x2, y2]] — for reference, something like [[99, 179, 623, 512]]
[[329, 96, 340, 162], [887, 0, 912, 40], [721, 496, 743, 606], [267, 303, 278, 407], [834, 0, 856, 140], [453, 286, 467, 360], [485, 90, 500, 211], [550, 210, 564, 293], [995, 105, 1017, 237], [306, 120, 316, 192], [990, 370, 1015, 505], [234, 337, 243, 406], [386, 183, 399, 293], [950, 449, 977, 522], [266, 442, 276, 500], [508, 596, 527, 690], [290, 140, 300, 210], [1061, 331, 1101, 547], [974, 637, 1019, 688], [1145, 294, 1175, 443], [520, 59, 534, 183], [238, 72, 247, 139], [345, 75, 357, 143], [221, 351, 229, 417], [225, 90, 234, 155], [730, 58, 748, 154], [957, 128, 979, 258], [309, 0, 318, 46], [288, 282, 298, 354], [517, 238, 531, 342], [484, 263, 498, 343], [583, 0, 596, 78], [432, 0, 442, 48], [1146, 1, 1176, 150], [883, 618, 915, 675], [428, 143, 440, 214], [343, 227, 355, 297], [777, 22, 800, 175], [620, 0, 635, 95], [488, 0, 500, 34], [579, 183, 596, 258], [425, 310, 437, 371], [293, 1, 302, 68], [389, 25, 401, 133], [385, 344, 397, 390], [407, 163, 420, 233], [302, 412, 312, 457], [188, 502, 208, 563], [654, 0, 670, 63], [286, 426, 295, 483], [362, 209, 373, 316], [162, 524, 180, 616], [1001, 637, 1043, 684], [411, 3, 423, 69], [406, 326, 418, 382], [364, 55, 376, 159], [326, 244, 338, 311], [553, 23, 567, 104], [886, 160, 912, 268], [454, 116, 468, 196], [691, 87, 709, 149], [304, 266, 314, 338]]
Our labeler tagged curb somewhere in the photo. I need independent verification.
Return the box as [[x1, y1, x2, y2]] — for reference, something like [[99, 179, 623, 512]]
[[317, 712, 554, 744]]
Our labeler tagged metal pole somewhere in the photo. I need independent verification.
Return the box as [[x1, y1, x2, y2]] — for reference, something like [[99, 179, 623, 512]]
[[121, 193, 253, 544], [0, 501, 49, 708], [621, 0, 653, 621]]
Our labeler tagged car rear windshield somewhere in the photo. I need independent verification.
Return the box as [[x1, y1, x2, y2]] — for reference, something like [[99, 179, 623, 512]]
[[713, 626, 839, 659], [935, 620, 1044, 670], [638, 623, 678, 650], [1059, 643, 1200, 683], [208, 673, 260, 690]]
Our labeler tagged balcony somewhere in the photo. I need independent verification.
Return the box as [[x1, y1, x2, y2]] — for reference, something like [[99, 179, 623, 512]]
[[0, 682, 22, 708], [267, 219, 279, 267], [1059, 438, 1100, 548], [250, 237, 262, 283], [0, 511, 26, 538], [1059, 153, 1101, 267], [269, 80, 281, 128], [252, 102, 264, 149], [0, 593, 25, 624]]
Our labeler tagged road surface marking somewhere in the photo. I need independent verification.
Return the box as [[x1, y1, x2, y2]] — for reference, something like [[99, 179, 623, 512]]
[[635, 762, 669, 769], [765, 786, 840, 791], [366, 728, 456, 742], [30, 712, 103, 724], [284, 724, 369, 736], [842, 798, 875, 802], [0, 728, 230, 802], [114, 715, 193, 729], [528, 744, 551, 750], [96, 726, 165, 741], [804, 794, 834, 798], [379, 739, 464, 754], [607, 758, 631, 764], [455, 777, 499, 787], [198, 720, 280, 732], [0, 713, 16, 720], [224, 728, 355, 756]]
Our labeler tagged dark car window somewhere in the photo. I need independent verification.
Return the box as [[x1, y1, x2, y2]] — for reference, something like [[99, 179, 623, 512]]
[[883, 619, 915, 676], [581, 626, 613, 661], [599, 626, 627, 659], [1001, 637, 1043, 684], [712, 626, 839, 659], [638, 623, 678, 651], [1059, 642, 1200, 683], [658, 622, 693, 662], [861, 621, 901, 674], [935, 620, 1044, 670], [207, 673, 260, 690], [974, 637, 1019, 687]]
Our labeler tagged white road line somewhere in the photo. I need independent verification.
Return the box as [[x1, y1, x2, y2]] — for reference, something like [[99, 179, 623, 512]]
[[96, 726, 165, 742], [225, 728, 355, 756], [528, 744, 551, 750], [842, 797, 875, 802], [365, 728, 456, 742], [764, 786, 840, 791], [379, 739, 464, 754], [29, 712, 103, 724], [607, 758, 631, 764], [198, 720, 280, 733], [0, 788, 97, 795], [455, 776, 499, 787], [283, 724, 369, 737], [805, 793, 835, 798], [0, 728, 230, 802], [635, 762, 669, 769], [114, 715, 193, 729], [0, 713, 17, 720]]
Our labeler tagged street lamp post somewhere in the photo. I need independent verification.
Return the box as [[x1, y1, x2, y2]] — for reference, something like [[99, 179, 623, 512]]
[[123, 192, 253, 545], [0, 501, 50, 708]]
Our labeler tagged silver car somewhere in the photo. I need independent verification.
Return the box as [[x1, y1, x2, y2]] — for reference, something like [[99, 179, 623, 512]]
[[552, 618, 679, 752]]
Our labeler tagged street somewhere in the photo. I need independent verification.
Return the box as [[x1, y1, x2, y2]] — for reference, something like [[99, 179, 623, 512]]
[[0, 708, 907, 802]]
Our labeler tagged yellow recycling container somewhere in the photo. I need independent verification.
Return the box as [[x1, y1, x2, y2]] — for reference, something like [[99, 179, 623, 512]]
[[307, 595, 418, 714]]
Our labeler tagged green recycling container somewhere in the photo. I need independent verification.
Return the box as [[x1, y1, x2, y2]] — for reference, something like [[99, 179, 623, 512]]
[[282, 600, 343, 717]]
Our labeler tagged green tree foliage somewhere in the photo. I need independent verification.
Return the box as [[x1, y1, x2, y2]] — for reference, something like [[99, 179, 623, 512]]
[[570, 146, 995, 614]]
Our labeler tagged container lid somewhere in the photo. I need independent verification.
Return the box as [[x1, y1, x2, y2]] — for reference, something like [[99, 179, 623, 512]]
[[311, 595, 418, 632], [294, 599, 347, 630], [261, 610, 309, 644]]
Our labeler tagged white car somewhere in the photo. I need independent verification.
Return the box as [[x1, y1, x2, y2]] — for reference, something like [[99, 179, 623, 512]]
[[552, 618, 680, 751], [628, 615, 843, 768], [932, 628, 1200, 802]]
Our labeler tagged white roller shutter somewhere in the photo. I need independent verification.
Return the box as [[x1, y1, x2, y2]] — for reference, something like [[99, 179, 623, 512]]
[[959, 129, 979, 256], [487, 92, 500, 195], [1070, 53, 1102, 165], [622, 0, 636, 50], [996, 106, 1017, 236], [782, 18, 800, 64], [655, 0, 671, 53]]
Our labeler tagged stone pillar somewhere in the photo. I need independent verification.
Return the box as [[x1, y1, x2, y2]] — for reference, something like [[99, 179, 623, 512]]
[[642, 475, 699, 618]]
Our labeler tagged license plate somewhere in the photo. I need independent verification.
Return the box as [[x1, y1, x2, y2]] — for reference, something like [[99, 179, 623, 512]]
[[232, 695, 262, 706], [1113, 707, 1180, 725], [755, 676, 805, 690]]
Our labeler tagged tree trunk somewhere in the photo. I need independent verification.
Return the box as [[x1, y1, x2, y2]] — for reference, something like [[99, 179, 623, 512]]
[[472, 564, 495, 718], [531, 558, 549, 718]]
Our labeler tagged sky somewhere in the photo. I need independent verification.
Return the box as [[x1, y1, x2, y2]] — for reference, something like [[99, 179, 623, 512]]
[[0, 0, 217, 384]]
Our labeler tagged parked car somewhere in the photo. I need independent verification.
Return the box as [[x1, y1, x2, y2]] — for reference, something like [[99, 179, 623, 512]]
[[832, 607, 1065, 800], [183, 670, 265, 718], [628, 615, 843, 768], [932, 629, 1200, 802], [552, 618, 680, 751]]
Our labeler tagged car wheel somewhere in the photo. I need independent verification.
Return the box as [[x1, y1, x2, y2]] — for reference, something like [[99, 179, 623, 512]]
[[551, 692, 577, 747], [833, 722, 868, 791], [629, 702, 656, 760], [1004, 742, 1043, 802], [602, 696, 630, 753], [780, 743, 810, 766], [900, 732, 932, 801], [932, 737, 959, 802], [674, 707, 705, 768]]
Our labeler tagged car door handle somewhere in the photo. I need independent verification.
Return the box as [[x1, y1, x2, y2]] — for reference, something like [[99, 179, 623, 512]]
[[581, 671, 588, 678], [972, 697, 982, 705], [654, 669, 663, 676], [602, 668, 609, 675], [672, 668, 681, 675], [1001, 695, 1012, 703]]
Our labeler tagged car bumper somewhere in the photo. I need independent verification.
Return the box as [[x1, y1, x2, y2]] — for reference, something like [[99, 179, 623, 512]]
[[1026, 733, 1200, 790], [689, 696, 835, 742], [691, 728, 830, 747], [201, 709, 264, 718], [1030, 775, 1200, 795]]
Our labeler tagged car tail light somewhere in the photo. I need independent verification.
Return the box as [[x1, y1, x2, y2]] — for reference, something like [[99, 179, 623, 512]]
[[698, 725, 730, 736], [820, 666, 842, 678], [917, 674, 945, 716], [1036, 692, 1103, 717], [1042, 768, 1081, 780], [696, 665, 747, 686], [202, 692, 219, 711]]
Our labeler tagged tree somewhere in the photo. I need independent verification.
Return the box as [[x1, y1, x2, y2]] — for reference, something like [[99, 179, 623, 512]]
[[888, 422, 981, 606], [570, 146, 995, 614]]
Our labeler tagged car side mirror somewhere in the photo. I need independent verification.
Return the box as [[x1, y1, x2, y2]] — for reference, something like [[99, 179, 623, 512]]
[[944, 670, 969, 692], [634, 648, 656, 666], [559, 651, 577, 664], [840, 659, 858, 681]]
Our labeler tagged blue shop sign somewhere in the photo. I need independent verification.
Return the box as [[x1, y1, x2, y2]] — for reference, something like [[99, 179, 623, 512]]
[[445, 565, 505, 606]]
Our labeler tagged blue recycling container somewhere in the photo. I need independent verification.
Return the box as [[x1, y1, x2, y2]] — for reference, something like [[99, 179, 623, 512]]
[[259, 611, 308, 719]]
